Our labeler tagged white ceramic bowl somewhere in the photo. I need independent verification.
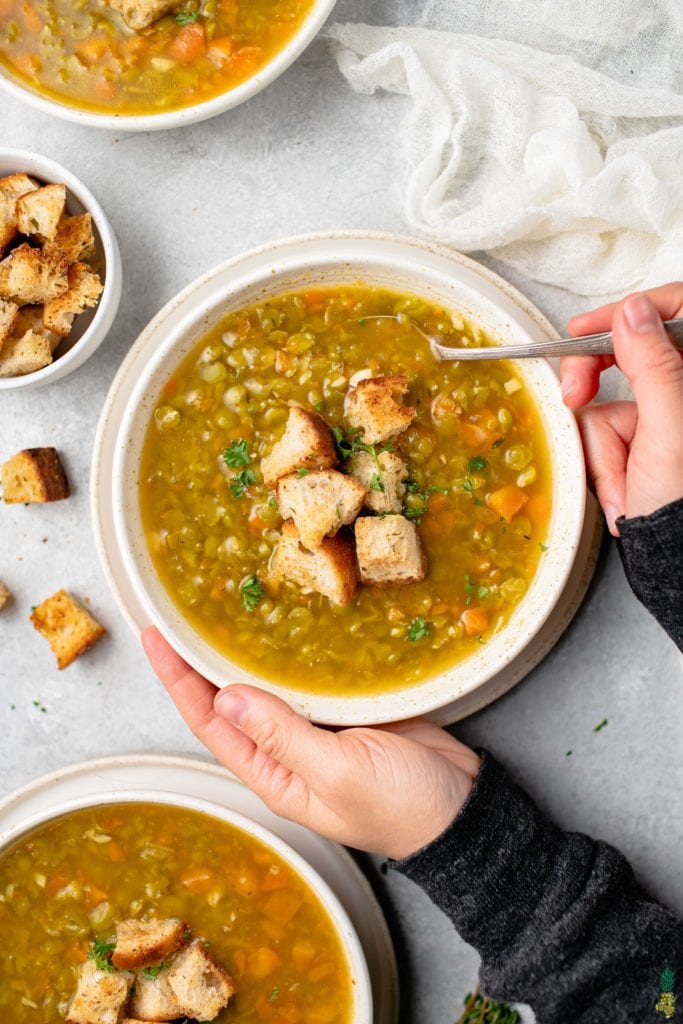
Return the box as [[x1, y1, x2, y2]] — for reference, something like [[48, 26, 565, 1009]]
[[0, 786, 373, 1022], [0, 0, 336, 132], [0, 149, 122, 391], [108, 231, 586, 726]]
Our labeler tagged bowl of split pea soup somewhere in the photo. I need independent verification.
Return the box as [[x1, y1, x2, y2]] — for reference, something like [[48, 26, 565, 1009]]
[[108, 232, 586, 725]]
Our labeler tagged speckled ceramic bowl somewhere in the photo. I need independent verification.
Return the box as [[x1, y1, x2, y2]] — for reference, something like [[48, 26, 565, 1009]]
[[102, 232, 586, 725]]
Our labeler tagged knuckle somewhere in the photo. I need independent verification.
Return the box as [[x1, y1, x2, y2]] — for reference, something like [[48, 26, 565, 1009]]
[[642, 341, 683, 382], [250, 715, 286, 759]]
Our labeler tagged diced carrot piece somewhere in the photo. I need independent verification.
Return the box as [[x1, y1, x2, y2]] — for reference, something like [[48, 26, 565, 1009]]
[[308, 961, 335, 983], [106, 841, 125, 863], [209, 577, 227, 601], [255, 996, 277, 1021], [207, 36, 234, 66], [459, 421, 493, 447], [248, 946, 281, 979], [264, 890, 303, 925], [76, 36, 111, 63], [524, 493, 550, 525], [292, 939, 316, 971], [181, 867, 214, 893], [303, 289, 328, 307], [233, 867, 260, 896], [65, 942, 89, 966], [22, 3, 42, 30], [461, 607, 489, 636], [262, 919, 284, 942], [84, 883, 109, 907], [94, 79, 116, 100], [487, 483, 528, 522], [248, 510, 268, 532], [431, 602, 448, 615], [275, 350, 292, 374], [227, 45, 262, 75], [169, 22, 206, 63], [262, 869, 290, 891]]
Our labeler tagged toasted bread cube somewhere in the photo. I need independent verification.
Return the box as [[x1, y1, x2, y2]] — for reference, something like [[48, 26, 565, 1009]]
[[167, 940, 237, 1021], [345, 375, 416, 445], [16, 183, 66, 242], [0, 297, 18, 351], [276, 469, 366, 550], [129, 974, 183, 1022], [261, 406, 337, 487], [355, 515, 427, 587], [45, 213, 96, 264], [348, 450, 407, 514], [0, 582, 10, 610], [0, 174, 39, 251], [0, 173, 39, 202], [108, 0, 178, 29], [0, 328, 52, 376], [44, 261, 103, 337], [0, 243, 68, 305], [271, 521, 359, 606], [66, 961, 132, 1024], [112, 918, 189, 971], [10, 304, 61, 350], [30, 589, 105, 670], [2, 447, 69, 503]]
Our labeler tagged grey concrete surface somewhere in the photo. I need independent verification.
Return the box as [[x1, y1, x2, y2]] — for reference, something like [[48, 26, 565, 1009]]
[[1, 4, 682, 1021]]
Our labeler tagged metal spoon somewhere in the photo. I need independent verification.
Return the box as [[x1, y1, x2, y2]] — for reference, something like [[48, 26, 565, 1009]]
[[359, 315, 683, 360]]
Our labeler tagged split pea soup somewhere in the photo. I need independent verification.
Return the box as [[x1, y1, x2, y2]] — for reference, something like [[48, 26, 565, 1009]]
[[0, 0, 314, 115], [139, 286, 552, 696], [0, 801, 353, 1023]]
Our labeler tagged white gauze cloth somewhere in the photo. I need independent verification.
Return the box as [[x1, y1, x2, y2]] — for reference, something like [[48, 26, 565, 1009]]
[[323, 14, 683, 299]]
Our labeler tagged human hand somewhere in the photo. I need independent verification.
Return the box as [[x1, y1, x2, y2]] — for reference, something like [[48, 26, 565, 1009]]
[[559, 284, 683, 535], [142, 627, 480, 861]]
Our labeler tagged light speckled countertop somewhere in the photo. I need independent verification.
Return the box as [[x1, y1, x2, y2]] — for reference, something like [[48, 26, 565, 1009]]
[[1, 3, 682, 1020]]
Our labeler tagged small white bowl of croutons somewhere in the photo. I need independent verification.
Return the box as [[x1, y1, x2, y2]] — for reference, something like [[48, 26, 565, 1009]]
[[0, 149, 121, 390]]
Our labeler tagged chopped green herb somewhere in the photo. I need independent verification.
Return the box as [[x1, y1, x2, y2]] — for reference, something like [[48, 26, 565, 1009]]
[[175, 9, 199, 22], [464, 574, 475, 593], [406, 617, 430, 642], [473, 497, 484, 507], [477, 585, 490, 598], [369, 473, 385, 492], [357, 318, 366, 326], [30, 605, 37, 612], [296, 467, 311, 477], [539, 542, 548, 552], [405, 476, 420, 494], [88, 939, 115, 972], [593, 718, 608, 733], [468, 455, 488, 473], [462, 478, 474, 493], [477, 635, 486, 645], [223, 438, 250, 468], [566, 750, 572, 756], [230, 467, 256, 498], [456, 988, 521, 1024], [141, 962, 169, 979], [240, 575, 264, 613], [269, 987, 280, 1002]]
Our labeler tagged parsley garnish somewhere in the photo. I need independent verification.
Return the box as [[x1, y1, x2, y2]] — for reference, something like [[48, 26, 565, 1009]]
[[269, 987, 280, 1002], [240, 575, 264, 613], [175, 8, 199, 22], [369, 473, 385, 492], [539, 542, 548, 552], [462, 478, 474, 493], [468, 455, 488, 473], [141, 962, 169, 979], [357, 318, 366, 326], [405, 476, 420, 494], [593, 718, 608, 732], [88, 939, 115, 972], [406, 617, 430, 642], [230, 467, 256, 499], [402, 484, 448, 524], [224, 439, 250, 468], [296, 467, 311, 477]]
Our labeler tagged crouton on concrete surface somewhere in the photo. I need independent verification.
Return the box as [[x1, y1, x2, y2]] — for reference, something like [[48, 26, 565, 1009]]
[[16, 183, 66, 242], [65, 961, 132, 1024], [44, 261, 103, 336], [0, 297, 18, 351], [345, 375, 416, 444], [0, 582, 11, 610], [348, 450, 407, 514], [1, 447, 69, 503], [44, 213, 96, 264], [107, 0, 179, 30], [355, 514, 427, 587], [167, 940, 237, 1021], [0, 243, 68, 305], [0, 328, 52, 376], [112, 918, 189, 970], [129, 973, 183, 1022], [261, 406, 337, 487], [276, 469, 366, 550], [30, 589, 105, 670], [271, 520, 359, 606]]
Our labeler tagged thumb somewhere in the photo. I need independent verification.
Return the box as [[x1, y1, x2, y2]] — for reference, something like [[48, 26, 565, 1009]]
[[576, 402, 637, 536], [614, 295, 683, 432]]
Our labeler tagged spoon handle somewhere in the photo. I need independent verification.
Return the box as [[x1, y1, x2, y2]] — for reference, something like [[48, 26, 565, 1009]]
[[434, 318, 683, 360]]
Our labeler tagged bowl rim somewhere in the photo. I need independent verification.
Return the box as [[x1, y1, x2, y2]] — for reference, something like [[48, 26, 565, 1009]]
[[0, 785, 373, 1020], [0, 0, 337, 132], [100, 229, 586, 725], [0, 147, 122, 390]]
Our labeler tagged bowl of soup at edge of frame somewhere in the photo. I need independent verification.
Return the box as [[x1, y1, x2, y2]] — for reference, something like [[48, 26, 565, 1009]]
[[0, 788, 372, 1023], [110, 232, 585, 726], [0, 0, 336, 131]]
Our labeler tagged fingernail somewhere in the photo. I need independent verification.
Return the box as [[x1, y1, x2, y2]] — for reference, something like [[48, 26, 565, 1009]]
[[560, 373, 576, 400], [214, 690, 248, 725], [603, 503, 621, 535], [623, 294, 660, 333]]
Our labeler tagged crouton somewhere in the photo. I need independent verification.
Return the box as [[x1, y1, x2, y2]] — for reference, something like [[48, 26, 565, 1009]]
[[167, 940, 237, 1021], [16, 183, 66, 242], [271, 521, 359, 606], [66, 961, 132, 1024], [107, 0, 179, 29], [44, 213, 96, 264], [10, 304, 61, 351], [261, 406, 337, 487], [1, 447, 69, 503], [0, 297, 18, 351], [345, 375, 416, 444], [0, 582, 10, 610], [354, 515, 427, 587], [112, 918, 189, 971], [276, 469, 366, 550], [348, 450, 407, 514], [30, 589, 105, 670], [0, 328, 52, 376], [129, 974, 183, 1022], [0, 173, 38, 202], [0, 243, 68, 305], [43, 261, 103, 337], [0, 175, 39, 253]]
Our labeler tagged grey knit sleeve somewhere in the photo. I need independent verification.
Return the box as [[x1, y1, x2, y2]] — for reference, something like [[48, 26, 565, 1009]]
[[617, 497, 683, 650], [394, 752, 683, 1023]]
